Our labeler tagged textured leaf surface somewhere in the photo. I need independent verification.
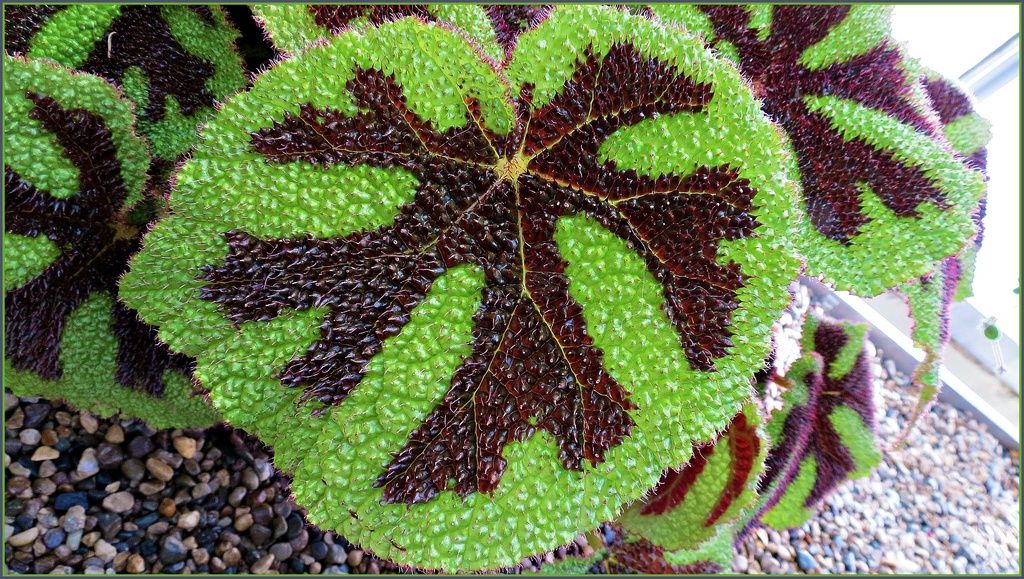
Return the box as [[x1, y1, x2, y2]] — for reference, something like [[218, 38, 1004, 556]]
[[253, 3, 504, 62], [4, 4, 246, 160], [122, 6, 801, 570], [602, 522, 732, 574], [617, 403, 767, 551], [2, 55, 218, 429], [895, 69, 993, 437], [756, 315, 880, 530], [649, 4, 987, 296]]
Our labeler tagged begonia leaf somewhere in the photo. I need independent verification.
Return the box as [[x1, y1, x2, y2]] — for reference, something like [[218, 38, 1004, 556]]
[[252, 3, 504, 62], [894, 68, 992, 439], [2, 55, 218, 429], [4, 4, 246, 160], [756, 315, 880, 530], [121, 6, 802, 571], [617, 403, 767, 552], [647, 4, 987, 296]]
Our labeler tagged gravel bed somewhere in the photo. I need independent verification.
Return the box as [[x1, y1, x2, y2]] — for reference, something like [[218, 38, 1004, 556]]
[[5, 349, 1019, 575]]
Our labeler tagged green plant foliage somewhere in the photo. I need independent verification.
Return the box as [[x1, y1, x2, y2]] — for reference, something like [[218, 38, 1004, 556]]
[[754, 315, 881, 531], [252, 3, 504, 62], [4, 4, 246, 160], [617, 403, 767, 552], [2, 54, 219, 429], [121, 5, 804, 570], [601, 522, 734, 574], [644, 4, 987, 297], [895, 68, 993, 436]]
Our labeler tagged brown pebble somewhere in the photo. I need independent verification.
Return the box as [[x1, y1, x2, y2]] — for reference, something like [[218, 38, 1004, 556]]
[[8, 527, 40, 547], [126, 554, 146, 573], [173, 437, 198, 459], [79, 412, 98, 434], [222, 548, 242, 566], [38, 461, 57, 478], [145, 458, 174, 482], [40, 429, 59, 446], [6, 407, 25, 429], [94, 539, 117, 563], [81, 531, 100, 548], [139, 481, 166, 496], [250, 554, 275, 574], [159, 498, 177, 517], [192, 548, 210, 565], [31, 446, 60, 461], [347, 550, 363, 567], [104, 425, 125, 444], [234, 513, 254, 532], [367, 561, 380, 574], [102, 491, 135, 514]]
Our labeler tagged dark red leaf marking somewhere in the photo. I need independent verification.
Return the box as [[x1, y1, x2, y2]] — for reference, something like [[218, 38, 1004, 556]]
[[754, 317, 876, 528], [483, 4, 552, 58], [705, 410, 760, 526], [309, 4, 433, 35], [2, 5, 67, 55], [4, 93, 185, 397], [216, 42, 764, 503], [639, 447, 712, 516], [77, 6, 217, 122], [111, 302, 194, 397], [697, 5, 949, 244], [605, 528, 723, 574]]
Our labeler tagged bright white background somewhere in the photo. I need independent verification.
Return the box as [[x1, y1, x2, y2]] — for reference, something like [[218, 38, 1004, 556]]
[[891, 5, 1021, 342]]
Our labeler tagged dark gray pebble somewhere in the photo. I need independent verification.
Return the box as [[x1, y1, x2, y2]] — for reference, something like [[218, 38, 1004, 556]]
[[309, 542, 329, 560], [326, 543, 347, 565], [269, 542, 293, 561], [23, 403, 50, 428], [249, 524, 272, 546], [32, 554, 58, 574], [127, 436, 155, 458], [160, 535, 189, 565], [54, 492, 89, 511], [135, 513, 159, 529], [96, 443, 125, 469]]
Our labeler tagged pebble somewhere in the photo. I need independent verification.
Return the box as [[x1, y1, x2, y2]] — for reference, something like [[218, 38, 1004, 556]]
[[234, 513, 253, 532], [348, 549, 364, 567], [251, 553, 276, 574], [145, 458, 174, 482], [173, 437, 198, 459], [177, 511, 201, 531], [127, 436, 154, 459], [126, 554, 145, 574], [101, 491, 135, 514], [93, 539, 117, 563], [19, 429, 41, 446], [31, 446, 59, 461], [76, 449, 100, 478], [104, 425, 124, 444], [9, 527, 40, 547], [270, 542, 293, 562], [54, 492, 88, 512], [138, 481, 165, 496], [42, 528, 65, 549], [159, 535, 188, 565], [796, 549, 818, 571], [120, 458, 145, 482], [79, 413, 98, 434], [95, 444, 125, 470]]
